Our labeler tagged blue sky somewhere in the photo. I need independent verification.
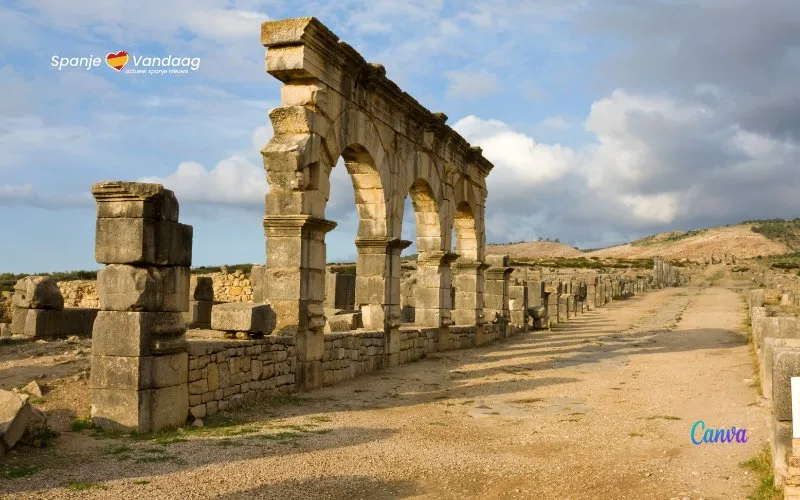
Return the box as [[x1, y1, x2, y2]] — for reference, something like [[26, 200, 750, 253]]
[[2, 0, 799, 273]]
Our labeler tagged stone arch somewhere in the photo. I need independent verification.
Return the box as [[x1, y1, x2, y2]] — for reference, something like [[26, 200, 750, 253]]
[[454, 201, 478, 262], [408, 178, 442, 253], [260, 17, 494, 387]]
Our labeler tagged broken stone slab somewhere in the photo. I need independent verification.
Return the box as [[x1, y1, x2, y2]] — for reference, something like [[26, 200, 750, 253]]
[[10, 307, 28, 335], [90, 353, 188, 390], [95, 218, 192, 266], [210, 303, 276, 334], [485, 255, 509, 267], [0, 390, 47, 452], [21, 381, 43, 398], [772, 348, 800, 421], [324, 312, 362, 333], [91, 181, 179, 221], [97, 264, 189, 312], [12, 276, 64, 310], [92, 311, 186, 357], [189, 276, 213, 302], [183, 300, 212, 329], [24, 308, 98, 338]]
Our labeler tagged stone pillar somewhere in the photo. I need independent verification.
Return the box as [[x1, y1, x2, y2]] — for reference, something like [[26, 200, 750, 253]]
[[414, 251, 459, 328], [452, 261, 487, 326], [263, 215, 336, 391], [184, 276, 213, 329], [90, 181, 191, 433], [324, 272, 356, 311], [545, 282, 559, 323], [586, 279, 597, 310], [355, 237, 407, 330], [509, 283, 527, 330], [384, 239, 411, 366], [484, 255, 512, 336]]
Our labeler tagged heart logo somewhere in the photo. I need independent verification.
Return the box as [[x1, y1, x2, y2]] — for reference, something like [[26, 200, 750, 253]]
[[106, 51, 129, 71]]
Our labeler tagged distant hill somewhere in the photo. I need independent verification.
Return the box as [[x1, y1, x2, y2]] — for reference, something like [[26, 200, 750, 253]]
[[486, 219, 800, 261], [486, 241, 584, 259]]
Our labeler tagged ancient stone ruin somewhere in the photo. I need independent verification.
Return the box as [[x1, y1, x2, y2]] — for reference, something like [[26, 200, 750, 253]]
[[0, 18, 685, 436]]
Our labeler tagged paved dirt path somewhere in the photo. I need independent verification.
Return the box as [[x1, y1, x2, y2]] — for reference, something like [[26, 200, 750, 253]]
[[2, 267, 768, 499]]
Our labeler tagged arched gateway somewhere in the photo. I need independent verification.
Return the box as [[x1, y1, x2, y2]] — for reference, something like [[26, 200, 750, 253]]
[[260, 17, 493, 388]]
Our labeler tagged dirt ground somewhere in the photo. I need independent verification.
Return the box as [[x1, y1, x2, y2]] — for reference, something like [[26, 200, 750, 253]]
[[0, 266, 769, 499]]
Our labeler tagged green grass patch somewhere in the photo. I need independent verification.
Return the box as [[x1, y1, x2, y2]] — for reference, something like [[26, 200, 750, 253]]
[[645, 415, 681, 421], [740, 444, 782, 499], [67, 481, 106, 491], [70, 417, 94, 432], [259, 431, 303, 441], [105, 445, 132, 456], [1, 464, 38, 480], [306, 415, 332, 423]]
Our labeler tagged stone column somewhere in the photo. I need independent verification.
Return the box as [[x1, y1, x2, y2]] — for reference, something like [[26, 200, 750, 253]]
[[509, 283, 527, 330], [545, 282, 559, 324], [184, 276, 213, 329], [586, 279, 597, 310], [90, 181, 191, 433], [452, 261, 487, 326], [384, 238, 411, 366], [484, 255, 512, 336], [263, 215, 336, 391], [354, 237, 407, 330], [414, 251, 459, 328]]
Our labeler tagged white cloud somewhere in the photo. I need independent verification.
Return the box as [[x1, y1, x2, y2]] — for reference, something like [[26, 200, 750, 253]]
[[185, 9, 269, 39], [620, 193, 679, 224], [454, 115, 576, 188], [444, 70, 499, 99], [139, 155, 266, 207]]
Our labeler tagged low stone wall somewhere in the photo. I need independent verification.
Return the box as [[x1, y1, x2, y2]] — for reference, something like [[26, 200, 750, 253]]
[[322, 331, 385, 385], [58, 280, 100, 308], [186, 334, 296, 420]]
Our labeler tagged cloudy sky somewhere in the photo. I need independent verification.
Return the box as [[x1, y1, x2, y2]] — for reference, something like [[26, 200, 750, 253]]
[[1, 0, 799, 273]]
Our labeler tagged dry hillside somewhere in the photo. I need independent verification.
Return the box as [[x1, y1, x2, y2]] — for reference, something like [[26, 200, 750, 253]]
[[587, 224, 791, 260], [486, 241, 583, 259]]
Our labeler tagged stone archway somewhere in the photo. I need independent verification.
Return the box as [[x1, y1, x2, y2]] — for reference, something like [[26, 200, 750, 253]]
[[260, 17, 493, 388]]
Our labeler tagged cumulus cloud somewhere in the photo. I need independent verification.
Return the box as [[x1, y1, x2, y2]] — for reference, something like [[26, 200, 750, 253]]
[[454, 115, 576, 188], [139, 155, 266, 208]]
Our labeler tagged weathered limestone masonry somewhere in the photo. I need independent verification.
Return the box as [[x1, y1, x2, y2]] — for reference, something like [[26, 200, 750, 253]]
[[184, 276, 213, 329], [10, 276, 97, 338], [484, 255, 513, 336], [745, 288, 800, 488], [90, 181, 192, 433], [259, 17, 492, 389], [652, 256, 683, 288]]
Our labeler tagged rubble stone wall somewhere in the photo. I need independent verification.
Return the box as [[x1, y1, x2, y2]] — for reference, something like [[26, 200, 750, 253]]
[[58, 280, 99, 308], [186, 336, 296, 420]]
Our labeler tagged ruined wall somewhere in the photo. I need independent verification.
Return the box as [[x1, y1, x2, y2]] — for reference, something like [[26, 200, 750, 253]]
[[186, 336, 296, 420], [0, 292, 12, 323], [322, 331, 385, 385], [58, 280, 100, 308], [200, 270, 253, 303]]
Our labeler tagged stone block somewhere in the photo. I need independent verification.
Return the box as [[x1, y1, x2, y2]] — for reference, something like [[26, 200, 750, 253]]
[[750, 289, 766, 308], [761, 316, 799, 352], [0, 390, 46, 450], [10, 307, 28, 335], [772, 348, 800, 421], [0, 323, 8, 338], [91, 311, 186, 357], [325, 273, 356, 310], [90, 353, 188, 390], [183, 301, 212, 328], [211, 303, 276, 334], [771, 418, 793, 486], [98, 265, 189, 312], [92, 181, 179, 221], [91, 383, 188, 433], [95, 217, 192, 266], [485, 255, 509, 267], [189, 276, 214, 302], [251, 265, 266, 303], [762, 339, 800, 399], [24, 308, 98, 338], [12, 276, 64, 310]]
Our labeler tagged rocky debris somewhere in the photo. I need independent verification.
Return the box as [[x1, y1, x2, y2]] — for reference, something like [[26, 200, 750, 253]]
[[192, 418, 204, 428], [0, 390, 48, 457], [65, 335, 81, 343], [21, 380, 44, 398]]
